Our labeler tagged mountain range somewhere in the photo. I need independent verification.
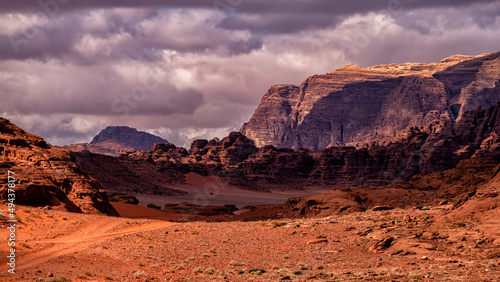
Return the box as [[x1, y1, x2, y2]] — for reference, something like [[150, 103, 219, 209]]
[[2, 51, 500, 214]]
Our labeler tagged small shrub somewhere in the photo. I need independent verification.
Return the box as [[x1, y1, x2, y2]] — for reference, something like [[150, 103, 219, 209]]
[[272, 221, 287, 227], [249, 269, 266, 275], [49, 277, 70, 282], [293, 271, 303, 275], [164, 270, 175, 274], [204, 267, 216, 274], [193, 267, 204, 274], [19, 242, 30, 248], [408, 273, 421, 280]]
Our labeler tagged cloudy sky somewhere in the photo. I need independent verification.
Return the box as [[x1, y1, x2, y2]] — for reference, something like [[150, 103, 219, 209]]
[[1, 0, 499, 147]]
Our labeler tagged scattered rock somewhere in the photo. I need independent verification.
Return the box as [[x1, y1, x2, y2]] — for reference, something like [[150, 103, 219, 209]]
[[372, 206, 395, 211], [147, 203, 162, 210], [307, 239, 328, 244], [369, 236, 395, 253]]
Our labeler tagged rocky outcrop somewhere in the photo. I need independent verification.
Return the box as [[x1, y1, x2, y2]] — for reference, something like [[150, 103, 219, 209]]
[[73, 151, 188, 196], [0, 118, 118, 215], [285, 158, 499, 218], [103, 192, 140, 205], [236, 102, 500, 189], [72, 132, 260, 195], [65, 126, 168, 156], [75, 102, 500, 193], [64, 140, 135, 157], [241, 52, 500, 149]]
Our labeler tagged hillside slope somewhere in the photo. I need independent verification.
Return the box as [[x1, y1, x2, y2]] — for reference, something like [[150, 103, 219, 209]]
[[0, 118, 117, 215]]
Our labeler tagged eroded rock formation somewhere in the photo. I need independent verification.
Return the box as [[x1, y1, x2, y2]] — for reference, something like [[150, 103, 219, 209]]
[[241, 52, 500, 149], [0, 118, 118, 215], [74, 102, 500, 193]]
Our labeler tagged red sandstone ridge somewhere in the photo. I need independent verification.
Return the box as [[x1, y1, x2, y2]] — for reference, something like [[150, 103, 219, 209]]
[[241, 51, 500, 149], [64, 126, 168, 156], [0, 118, 118, 215], [75, 102, 500, 192]]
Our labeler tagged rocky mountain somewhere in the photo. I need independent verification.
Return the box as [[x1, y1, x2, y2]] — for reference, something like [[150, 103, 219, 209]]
[[75, 102, 500, 193], [65, 126, 168, 156], [241, 52, 500, 149], [0, 118, 118, 215], [74, 132, 259, 195]]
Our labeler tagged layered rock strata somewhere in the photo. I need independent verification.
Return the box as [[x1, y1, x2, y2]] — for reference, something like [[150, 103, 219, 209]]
[[241, 52, 500, 149], [0, 118, 118, 215]]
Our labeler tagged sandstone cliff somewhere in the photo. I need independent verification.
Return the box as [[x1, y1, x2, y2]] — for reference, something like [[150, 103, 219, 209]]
[[241, 52, 500, 149], [75, 102, 500, 193], [0, 118, 118, 215], [65, 126, 168, 156], [73, 132, 259, 195]]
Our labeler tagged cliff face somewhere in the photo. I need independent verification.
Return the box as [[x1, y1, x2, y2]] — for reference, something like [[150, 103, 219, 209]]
[[241, 52, 500, 149], [75, 102, 500, 193], [65, 126, 168, 156], [0, 118, 118, 215], [73, 132, 259, 195]]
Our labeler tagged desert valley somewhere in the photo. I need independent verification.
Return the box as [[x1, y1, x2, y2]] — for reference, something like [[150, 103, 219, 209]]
[[1, 51, 500, 281]]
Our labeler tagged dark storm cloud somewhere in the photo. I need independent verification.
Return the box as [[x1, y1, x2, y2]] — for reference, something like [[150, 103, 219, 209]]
[[0, 7, 263, 62], [1, 0, 499, 146], [1, 0, 497, 61], [218, 13, 342, 35], [1, 0, 496, 14]]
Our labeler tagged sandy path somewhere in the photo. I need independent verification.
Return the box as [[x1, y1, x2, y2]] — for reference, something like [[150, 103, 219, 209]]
[[0, 217, 175, 272]]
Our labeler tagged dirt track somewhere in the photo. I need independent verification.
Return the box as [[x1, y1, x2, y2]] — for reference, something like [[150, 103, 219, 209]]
[[1, 203, 499, 281]]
